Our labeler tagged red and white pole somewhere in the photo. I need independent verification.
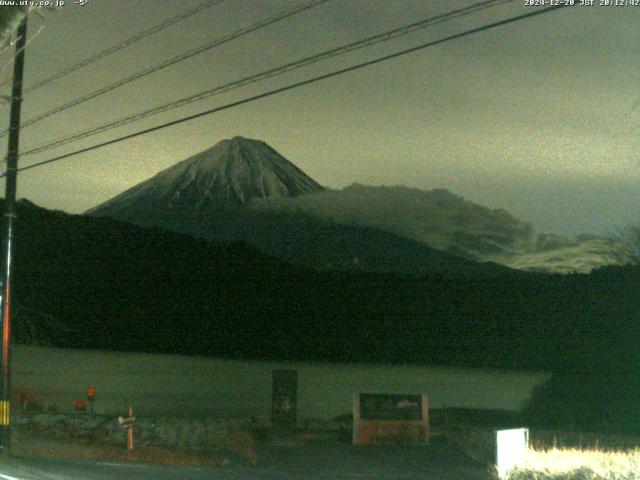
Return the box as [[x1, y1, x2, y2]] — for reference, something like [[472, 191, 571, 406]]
[[127, 405, 133, 450]]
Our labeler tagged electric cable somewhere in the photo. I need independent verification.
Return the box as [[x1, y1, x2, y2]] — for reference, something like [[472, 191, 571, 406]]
[[7, 4, 570, 177], [0, 0, 329, 137], [1, 0, 227, 103], [21, 0, 510, 157]]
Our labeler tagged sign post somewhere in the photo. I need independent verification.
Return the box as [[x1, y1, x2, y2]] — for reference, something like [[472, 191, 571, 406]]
[[272, 370, 297, 436], [87, 386, 95, 415], [118, 405, 135, 450]]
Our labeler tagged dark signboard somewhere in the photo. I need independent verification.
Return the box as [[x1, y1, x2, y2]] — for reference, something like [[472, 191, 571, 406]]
[[353, 393, 429, 445], [272, 370, 297, 435], [359, 393, 423, 420]]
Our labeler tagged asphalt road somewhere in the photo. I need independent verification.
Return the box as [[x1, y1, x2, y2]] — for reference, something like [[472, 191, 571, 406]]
[[0, 440, 488, 480]]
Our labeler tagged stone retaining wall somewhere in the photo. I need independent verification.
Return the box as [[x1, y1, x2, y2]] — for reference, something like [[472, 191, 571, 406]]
[[14, 413, 257, 452]]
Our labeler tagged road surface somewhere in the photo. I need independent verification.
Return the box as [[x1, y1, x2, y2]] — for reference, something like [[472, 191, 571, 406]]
[[0, 439, 488, 479]]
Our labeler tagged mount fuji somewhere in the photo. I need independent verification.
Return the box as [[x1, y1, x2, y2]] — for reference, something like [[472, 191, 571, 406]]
[[86, 136, 324, 218], [87, 136, 517, 278], [87, 136, 618, 275]]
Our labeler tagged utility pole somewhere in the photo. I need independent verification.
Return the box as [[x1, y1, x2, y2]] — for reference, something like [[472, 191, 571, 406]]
[[0, 15, 28, 452]]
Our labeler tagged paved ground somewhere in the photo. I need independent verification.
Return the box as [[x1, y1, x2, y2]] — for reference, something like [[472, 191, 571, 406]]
[[0, 437, 489, 480], [256, 439, 489, 479]]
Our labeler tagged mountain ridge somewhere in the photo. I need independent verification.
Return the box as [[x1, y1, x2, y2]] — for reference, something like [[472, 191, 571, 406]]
[[252, 182, 619, 273], [88, 136, 620, 274]]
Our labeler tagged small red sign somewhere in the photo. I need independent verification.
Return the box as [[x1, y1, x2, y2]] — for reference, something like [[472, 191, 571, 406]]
[[87, 386, 96, 400], [74, 399, 87, 411]]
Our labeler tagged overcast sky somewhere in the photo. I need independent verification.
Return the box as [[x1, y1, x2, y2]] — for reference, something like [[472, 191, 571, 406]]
[[0, 0, 637, 236]]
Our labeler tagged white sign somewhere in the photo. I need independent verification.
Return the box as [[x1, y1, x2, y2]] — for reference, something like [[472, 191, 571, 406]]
[[496, 428, 528, 477], [118, 416, 136, 427]]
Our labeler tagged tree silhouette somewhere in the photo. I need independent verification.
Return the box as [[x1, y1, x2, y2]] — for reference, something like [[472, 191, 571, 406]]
[[610, 224, 640, 265]]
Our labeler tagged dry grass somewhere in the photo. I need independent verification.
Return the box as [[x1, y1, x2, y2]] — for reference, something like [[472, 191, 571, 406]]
[[505, 447, 640, 480]]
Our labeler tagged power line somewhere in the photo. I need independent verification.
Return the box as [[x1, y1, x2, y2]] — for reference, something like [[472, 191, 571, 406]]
[[21, 0, 510, 157], [0, 0, 329, 137], [8, 4, 570, 177], [0, 20, 45, 83], [0, 9, 49, 97], [0, 24, 44, 99], [2, 0, 227, 102]]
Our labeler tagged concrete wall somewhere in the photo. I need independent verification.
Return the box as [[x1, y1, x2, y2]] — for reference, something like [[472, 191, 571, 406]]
[[12, 345, 549, 418]]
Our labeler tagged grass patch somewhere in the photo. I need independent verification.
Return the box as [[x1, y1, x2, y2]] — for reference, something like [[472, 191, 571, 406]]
[[505, 448, 640, 479]]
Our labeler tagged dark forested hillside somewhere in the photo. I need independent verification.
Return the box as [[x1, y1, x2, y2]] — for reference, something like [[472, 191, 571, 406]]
[[7, 200, 640, 373]]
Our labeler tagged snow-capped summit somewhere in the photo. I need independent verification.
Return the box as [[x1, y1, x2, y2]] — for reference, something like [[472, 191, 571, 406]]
[[87, 136, 324, 217]]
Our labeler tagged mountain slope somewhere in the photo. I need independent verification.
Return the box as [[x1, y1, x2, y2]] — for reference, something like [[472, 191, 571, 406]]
[[88, 137, 516, 278], [88, 137, 618, 274], [252, 183, 620, 273], [10, 199, 640, 372], [253, 184, 535, 259], [87, 136, 324, 218]]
